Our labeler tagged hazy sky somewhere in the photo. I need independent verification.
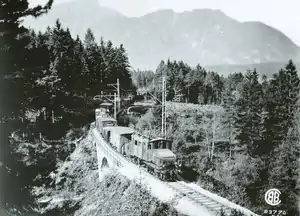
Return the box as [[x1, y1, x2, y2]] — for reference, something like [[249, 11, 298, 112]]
[[29, 0, 300, 46]]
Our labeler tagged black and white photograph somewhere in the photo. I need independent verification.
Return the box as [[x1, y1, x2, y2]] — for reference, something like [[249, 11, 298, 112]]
[[0, 0, 299, 215]]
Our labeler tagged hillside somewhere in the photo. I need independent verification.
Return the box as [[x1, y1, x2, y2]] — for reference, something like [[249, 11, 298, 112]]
[[24, 0, 300, 70], [205, 61, 300, 77], [11, 126, 184, 216]]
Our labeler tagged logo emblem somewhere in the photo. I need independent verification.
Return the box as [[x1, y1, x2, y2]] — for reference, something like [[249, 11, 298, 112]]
[[265, 189, 281, 206]]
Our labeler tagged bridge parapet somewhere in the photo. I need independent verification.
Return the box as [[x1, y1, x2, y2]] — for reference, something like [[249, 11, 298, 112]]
[[92, 128, 259, 216], [92, 129, 128, 169]]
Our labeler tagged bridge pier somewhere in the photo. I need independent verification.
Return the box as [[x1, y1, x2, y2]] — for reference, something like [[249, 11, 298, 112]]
[[93, 131, 121, 181], [95, 141, 110, 179]]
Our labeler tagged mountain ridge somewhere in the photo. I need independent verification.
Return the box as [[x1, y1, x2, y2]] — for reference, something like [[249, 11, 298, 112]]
[[24, 0, 300, 71]]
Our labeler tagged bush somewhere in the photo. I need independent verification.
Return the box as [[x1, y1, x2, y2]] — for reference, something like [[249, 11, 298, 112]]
[[230, 209, 246, 216]]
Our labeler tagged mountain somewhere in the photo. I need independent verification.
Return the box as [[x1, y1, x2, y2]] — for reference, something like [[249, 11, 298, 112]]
[[24, 0, 300, 71]]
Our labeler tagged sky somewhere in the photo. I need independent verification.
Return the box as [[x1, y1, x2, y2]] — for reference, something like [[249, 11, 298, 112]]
[[29, 0, 300, 46]]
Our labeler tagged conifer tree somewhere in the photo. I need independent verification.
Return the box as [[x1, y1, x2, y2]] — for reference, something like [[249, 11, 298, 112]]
[[235, 69, 263, 156], [0, 0, 53, 75], [267, 106, 300, 216], [83, 28, 100, 93], [0, 0, 53, 209], [71, 35, 87, 95], [222, 80, 238, 158], [262, 60, 300, 155]]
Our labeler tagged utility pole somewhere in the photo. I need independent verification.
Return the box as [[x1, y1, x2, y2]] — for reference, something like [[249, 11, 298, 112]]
[[114, 93, 117, 119], [173, 88, 183, 103], [52, 110, 55, 124], [161, 76, 166, 138], [145, 77, 167, 138], [153, 79, 156, 101], [108, 79, 121, 112], [187, 87, 190, 103], [139, 164, 143, 215], [43, 108, 46, 121], [152, 79, 155, 89], [117, 78, 120, 111]]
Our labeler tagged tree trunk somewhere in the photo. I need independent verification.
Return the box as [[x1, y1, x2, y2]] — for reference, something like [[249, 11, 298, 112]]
[[229, 122, 232, 159], [210, 111, 215, 161], [205, 132, 210, 159]]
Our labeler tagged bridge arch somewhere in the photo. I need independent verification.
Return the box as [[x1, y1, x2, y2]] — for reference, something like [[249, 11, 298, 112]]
[[101, 157, 109, 168]]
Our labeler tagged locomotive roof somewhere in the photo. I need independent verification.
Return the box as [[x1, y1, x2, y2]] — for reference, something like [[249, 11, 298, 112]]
[[132, 133, 173, 143], [103, 126, 134, 135], [95, 108, 107, 112], [152, 149, 176, 159]]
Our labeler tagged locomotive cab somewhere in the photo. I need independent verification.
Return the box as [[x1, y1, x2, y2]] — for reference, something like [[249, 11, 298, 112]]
[[127, 133, 179, 180], [149, 138, 176, 169]]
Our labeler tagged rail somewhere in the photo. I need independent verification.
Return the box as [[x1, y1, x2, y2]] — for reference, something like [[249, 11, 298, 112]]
[[168, 182, 231, 215], [167, 181, 259, 216], [92, 128, 260, 216]]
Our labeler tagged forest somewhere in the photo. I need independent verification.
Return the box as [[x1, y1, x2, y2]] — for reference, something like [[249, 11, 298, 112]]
[[0, 0, 135, 214], [1, 0, 299, 216], [132, 59, 300, 215]]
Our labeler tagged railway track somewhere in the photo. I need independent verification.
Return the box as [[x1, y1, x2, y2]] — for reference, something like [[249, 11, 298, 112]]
[[93, 128, 259, 216], [168, 181, 235, 216]]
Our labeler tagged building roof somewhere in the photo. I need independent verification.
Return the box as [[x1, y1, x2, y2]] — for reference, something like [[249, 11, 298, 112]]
[[98, 117, 116, 122], [100, 102, 113, 107], [152, 149, 176, 159], [149, 138, 173, 143], [95, 108, 107, 112], [104, 126, 134, 135]]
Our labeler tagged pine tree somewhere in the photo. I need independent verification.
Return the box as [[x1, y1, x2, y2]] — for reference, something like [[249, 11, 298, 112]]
[[71, 35, 87, 95], [0, 0, 53, 209], [267, 106, 300, 216], [262, 60, 300, 155], [283, 60, 300, 116], [185, 64, 206, 104], [222, 80, 238, 158], [113, 44, 132, 90], [0, 0, 53, 75], [235, 69, 264, 156], [261, 74, 268, 95], [83, 28, 98, 92]]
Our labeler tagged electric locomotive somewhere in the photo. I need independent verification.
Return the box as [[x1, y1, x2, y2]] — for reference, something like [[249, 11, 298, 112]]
[[94, 109, 180, 181], [124, 132, 179, 180]]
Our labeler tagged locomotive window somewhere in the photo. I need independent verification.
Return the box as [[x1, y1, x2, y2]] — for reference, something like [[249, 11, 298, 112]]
[[148, 144, 151, 150], [135, 140, 137, 145], [123, 134, 131, 141]]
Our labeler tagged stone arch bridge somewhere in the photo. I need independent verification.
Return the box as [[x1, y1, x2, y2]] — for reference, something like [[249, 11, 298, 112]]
[[92, 127, 259, 216]]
